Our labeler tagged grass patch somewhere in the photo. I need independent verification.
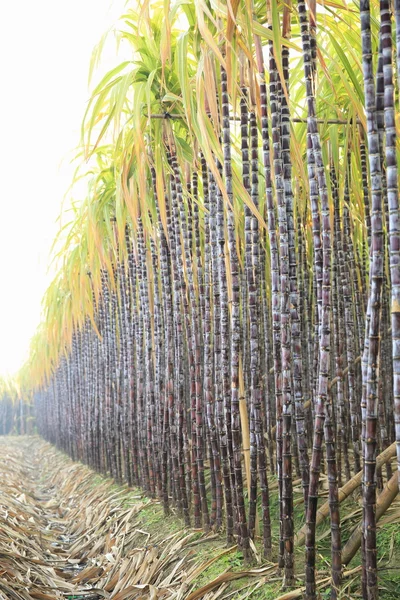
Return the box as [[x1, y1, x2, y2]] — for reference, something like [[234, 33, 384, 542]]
[[79, 463, 400, 599]]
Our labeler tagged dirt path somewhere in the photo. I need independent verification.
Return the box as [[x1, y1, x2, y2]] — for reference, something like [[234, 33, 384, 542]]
[[0, 438, 277, 600], [3, 438, 396, 600], [0, 437, 207, 599]]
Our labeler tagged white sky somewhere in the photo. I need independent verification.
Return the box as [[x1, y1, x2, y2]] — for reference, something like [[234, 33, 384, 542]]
[[0, 0, 127, 377]]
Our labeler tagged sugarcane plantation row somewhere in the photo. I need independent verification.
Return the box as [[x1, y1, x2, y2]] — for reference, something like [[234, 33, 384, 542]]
[[3, 1, 400, 599]]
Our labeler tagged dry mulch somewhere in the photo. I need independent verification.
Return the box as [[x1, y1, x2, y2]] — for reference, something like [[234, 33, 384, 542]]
[[0, 437, 276, 600]]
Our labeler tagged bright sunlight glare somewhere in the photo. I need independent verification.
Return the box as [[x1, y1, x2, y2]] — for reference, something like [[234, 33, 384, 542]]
[[0, 0, 127, 377]]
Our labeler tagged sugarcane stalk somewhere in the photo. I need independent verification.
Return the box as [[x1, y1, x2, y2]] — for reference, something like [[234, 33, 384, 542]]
[[342, 471, 399, 565]]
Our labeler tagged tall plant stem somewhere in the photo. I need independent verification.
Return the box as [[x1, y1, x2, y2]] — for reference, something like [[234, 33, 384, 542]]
[[297, 1, 338, 597], [360, 2, 384, 598], [386, 0, 400, 492]]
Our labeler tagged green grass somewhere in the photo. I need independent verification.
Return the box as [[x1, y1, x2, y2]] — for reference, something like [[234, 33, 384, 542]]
[[380, 570, 400, 600], [377, 521, 400, 600], [192, 545, 243, 587], [79, 465, 400, 599]]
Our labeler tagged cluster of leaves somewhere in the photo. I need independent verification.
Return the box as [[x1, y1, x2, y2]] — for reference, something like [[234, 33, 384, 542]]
[[19, 0, 378, 390]]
